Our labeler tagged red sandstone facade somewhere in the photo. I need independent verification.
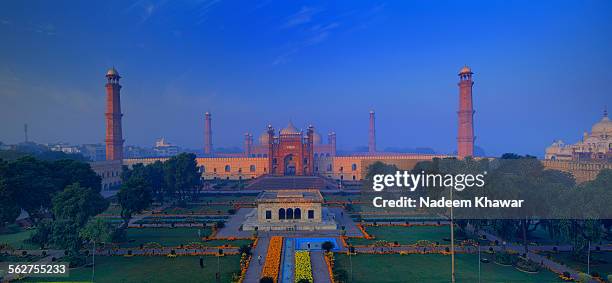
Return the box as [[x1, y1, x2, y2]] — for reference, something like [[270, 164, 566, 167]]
[[266, 122, 315, 176], [457, 66, 475, 159], [105, 68, 124, 161]]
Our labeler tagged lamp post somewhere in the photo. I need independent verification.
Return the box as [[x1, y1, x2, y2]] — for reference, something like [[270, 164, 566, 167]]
[[478, 241, 481, 283], [91, 239, 96, 283], [349, 245, 354, 283], [450, 188, 455, 283], [587, 240, 590, 275]]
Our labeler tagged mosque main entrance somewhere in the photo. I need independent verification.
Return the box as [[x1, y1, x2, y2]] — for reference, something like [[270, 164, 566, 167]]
[[284, 154, 296, 175]]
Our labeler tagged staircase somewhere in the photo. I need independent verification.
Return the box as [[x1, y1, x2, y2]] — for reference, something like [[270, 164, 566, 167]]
[[246, 175, 338, 191]]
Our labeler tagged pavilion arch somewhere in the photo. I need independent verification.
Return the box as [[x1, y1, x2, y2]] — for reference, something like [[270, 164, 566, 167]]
[[286, 208, 294, 219], [279, 208, 286, 220], [294, 208, 301, 219]]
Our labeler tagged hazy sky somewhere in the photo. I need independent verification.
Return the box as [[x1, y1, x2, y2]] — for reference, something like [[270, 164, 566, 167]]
[[1, 0, 611, 157]]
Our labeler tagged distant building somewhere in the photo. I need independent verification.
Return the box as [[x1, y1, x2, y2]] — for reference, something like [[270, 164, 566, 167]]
[[154, 137, 179, 157], [80, 144, 106, 161], [48, 142, 81, 154], [545, 109, 612, 162]]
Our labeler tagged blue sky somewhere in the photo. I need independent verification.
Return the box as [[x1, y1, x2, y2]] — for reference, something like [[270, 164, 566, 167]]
[[0, 0, 610, 156]]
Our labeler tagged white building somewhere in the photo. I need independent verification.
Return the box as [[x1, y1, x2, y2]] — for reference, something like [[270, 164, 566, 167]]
[[546, 109, 612, 161]]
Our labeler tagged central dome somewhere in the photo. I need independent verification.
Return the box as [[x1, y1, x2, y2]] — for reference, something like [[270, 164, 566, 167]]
[[280, 121, 300, 135], [591, 110, 611, 136], [312, 131, 322, 144], [259, 132, 269, 145]]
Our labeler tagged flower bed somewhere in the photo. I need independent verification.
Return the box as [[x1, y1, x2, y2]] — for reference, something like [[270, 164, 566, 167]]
[[261, 236, 283, 282], [294, 251, 313, 283]]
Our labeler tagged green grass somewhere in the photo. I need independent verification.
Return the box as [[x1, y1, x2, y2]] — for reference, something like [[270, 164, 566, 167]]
[[334, 253, 562, 282], [541, 251, 612, 278], [0, 228, 39, 250], [21, 255, 241, 283], [121, 228, 211, 248], [347, 225, 453, 246]]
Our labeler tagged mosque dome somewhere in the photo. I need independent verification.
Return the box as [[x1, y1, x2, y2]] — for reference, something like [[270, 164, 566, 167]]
[[312, 131, 322, 144], [106, 67, 119, 77], [591, 109, 612, 136], [259, 132, 269, 145], [280, 121, 300, 135], [459, 65, 472, 75]]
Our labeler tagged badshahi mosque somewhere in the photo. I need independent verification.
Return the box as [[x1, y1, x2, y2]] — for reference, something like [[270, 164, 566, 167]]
[[109, 66, 476, 185], [90, 66, 611, 191]]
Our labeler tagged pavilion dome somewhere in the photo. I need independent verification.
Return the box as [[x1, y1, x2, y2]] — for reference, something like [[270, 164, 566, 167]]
[[280, 121, 300, 135], [591, 109, 612, 137], [459, 65, 472, 75]]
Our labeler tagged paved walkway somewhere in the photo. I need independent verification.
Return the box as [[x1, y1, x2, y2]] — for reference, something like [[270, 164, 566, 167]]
[[216, 208, 254, 238], [310, 251, 332, 283], [328, 208, 361, 237], [244, 236, 270, 282]]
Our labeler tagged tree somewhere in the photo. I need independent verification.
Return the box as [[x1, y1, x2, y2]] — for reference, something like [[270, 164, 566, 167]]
[[238, 245, 251, 256], [163, 153, 200, 200], [80, 218, 113, 244], [322, 241, 335, 253], [51, 159, 102, 193], [5, 156, 56, 221], [117, 176, 152, 229], [147, 161, 166, 203], [52, 183, 109, 228], [47, 182, 108, 255], [0, 177, 20, 228]]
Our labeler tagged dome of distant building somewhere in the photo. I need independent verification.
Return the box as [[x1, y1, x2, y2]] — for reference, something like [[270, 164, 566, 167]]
[[459, 65, 472, 75], [280, 121, 300, 135], [591, 110, 612, 137], [545, 108, 611, 162], [259, 132, 269, 145], [106, 67, 119, 77]]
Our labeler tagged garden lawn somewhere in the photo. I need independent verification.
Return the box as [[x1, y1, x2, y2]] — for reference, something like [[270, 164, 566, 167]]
[[0, 228, 38, 250], [334, 253, 562, 282], [347, 225, 452, 246], [121, 228, 211, 248], [543, 251, 612, 278], [22, 255, 241, 283]]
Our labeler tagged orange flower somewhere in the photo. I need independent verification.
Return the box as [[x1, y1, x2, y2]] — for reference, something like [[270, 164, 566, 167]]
[[261, 236, 283, 282]]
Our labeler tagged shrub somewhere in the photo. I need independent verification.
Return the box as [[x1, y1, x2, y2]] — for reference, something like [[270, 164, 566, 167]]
[[322, 241, 334, 253], [239, 245, 252, 256], [494, 252, 516, 265], [216, 221, 226, 229], [515, 258, 540, 273]]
